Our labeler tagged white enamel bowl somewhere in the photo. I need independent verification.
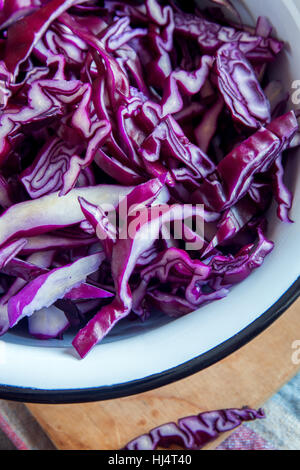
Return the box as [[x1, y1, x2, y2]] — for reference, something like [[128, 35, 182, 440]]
[[0, 0, 299, 403]]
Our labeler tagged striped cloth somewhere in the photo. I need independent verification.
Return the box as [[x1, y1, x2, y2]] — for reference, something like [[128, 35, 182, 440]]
[[217, 371, 300, 450], [0, 400, 55, 450], [1, 371, 300, 450]]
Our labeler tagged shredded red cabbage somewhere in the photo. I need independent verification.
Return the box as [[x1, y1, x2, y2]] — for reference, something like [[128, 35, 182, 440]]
[[122, 407, 265, 450], [0, 0, 298, 356]]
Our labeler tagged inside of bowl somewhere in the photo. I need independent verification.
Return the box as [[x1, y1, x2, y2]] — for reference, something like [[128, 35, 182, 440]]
[[0, 1, 299, 393], [4, 0, 300, 350]]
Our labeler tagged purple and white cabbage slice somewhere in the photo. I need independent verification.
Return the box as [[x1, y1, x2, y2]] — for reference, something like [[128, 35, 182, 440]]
[[123, 407, 265, 450], [78, 197, 117, 260], [20, 233, 98, 255], [0, 276, 25, 336], [0, 184, 133, 248], [160, 55, 214, 117], [0, 250, 55, 336], [99, 15, 147, 53], [59, 120, 112, 196], [7, 252, 105, 327], [1, 253, 113, 299], [272, 154, 294, 223], [216, 43, 271, 128], [28, 305, 70, 340], [20, 136, 82, 199], [0, 238, 28, 269], [63, 283, 113, 301]]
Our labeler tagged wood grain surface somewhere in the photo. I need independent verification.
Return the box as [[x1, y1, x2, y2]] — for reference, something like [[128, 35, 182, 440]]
[[27, 297, 300, 450]]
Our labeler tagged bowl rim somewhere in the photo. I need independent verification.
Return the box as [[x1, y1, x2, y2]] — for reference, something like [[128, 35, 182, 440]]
[[0, 277, 298, 404]]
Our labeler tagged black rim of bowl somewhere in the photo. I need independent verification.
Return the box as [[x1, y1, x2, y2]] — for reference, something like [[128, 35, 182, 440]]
[[0, 277, 299, 404]]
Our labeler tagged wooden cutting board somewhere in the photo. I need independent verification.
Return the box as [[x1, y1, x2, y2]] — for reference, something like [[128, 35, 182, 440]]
[[26, 297, 300, 450]]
